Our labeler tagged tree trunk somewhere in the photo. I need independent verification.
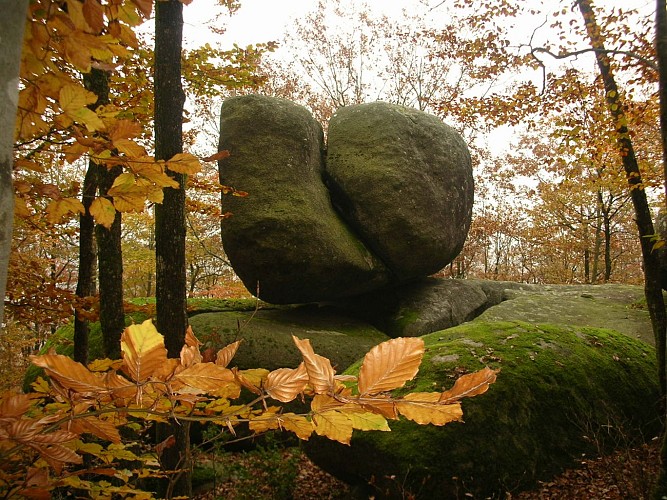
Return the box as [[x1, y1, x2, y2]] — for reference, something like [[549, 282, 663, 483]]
[[96, 164, 125, 359], [577, 0, 667, 495], [154, 0, 190, 497], [0, 0, 28, 332], [74, 68, 108, 364], [74, 162, 98, 364]]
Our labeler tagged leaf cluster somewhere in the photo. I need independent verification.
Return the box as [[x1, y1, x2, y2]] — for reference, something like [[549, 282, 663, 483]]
[[0, 321, 497, 497]]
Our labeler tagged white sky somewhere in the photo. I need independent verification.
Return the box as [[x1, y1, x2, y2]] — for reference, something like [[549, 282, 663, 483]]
[[182, 0, 425, 48]]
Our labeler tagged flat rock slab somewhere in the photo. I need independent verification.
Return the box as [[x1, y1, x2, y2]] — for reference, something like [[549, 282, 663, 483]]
[[472, 282, 653, 345], [188, 306, 389, 371]]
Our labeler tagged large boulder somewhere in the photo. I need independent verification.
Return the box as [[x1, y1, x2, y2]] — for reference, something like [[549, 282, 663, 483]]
[[333, 277, 489, 337], [326, 102, 473, 280], [304, 321, 660, 499], [218, 95, 390, 304], [218, 95, 473, 304]]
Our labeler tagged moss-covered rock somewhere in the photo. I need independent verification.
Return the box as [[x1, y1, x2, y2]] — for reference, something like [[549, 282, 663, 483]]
[[188, 305, 389, 371], [305, 321, 660, 499]]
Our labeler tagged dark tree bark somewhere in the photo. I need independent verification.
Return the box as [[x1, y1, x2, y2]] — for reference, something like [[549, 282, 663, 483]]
[[73, 162, 98, 364], [577, 0, 667, 495], [74, 68, 109, 364], [0, 0, 29, 331], [96, 164, 125, 359], [154, 0, 190, 497], [653, 1, 667, 496]]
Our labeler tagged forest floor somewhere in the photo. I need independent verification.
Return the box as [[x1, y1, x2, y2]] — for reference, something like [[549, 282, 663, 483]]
[[193, 438, 660, 499]]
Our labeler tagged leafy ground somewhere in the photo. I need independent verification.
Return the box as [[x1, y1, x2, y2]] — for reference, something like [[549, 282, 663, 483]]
[[193, 439, 659, 499]]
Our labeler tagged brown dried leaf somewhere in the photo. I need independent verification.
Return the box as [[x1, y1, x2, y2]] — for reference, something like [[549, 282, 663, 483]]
[[439, 367, 499, 404], [0, 391, 36, 418], [216, 340, 241, 367], [396, 393, 463, 426], [179, 326, 202, 368], [357, 337, 424, 396], [203, 150, 231, 162], [292, 336, 335, 394], [30, 354, 117, 396], [174, 363, 237, 396], [265, 363, 309, 403]]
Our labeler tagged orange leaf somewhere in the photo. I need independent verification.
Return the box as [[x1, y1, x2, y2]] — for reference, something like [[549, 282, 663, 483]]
[[357, 337, 424, 396], [215, 340, 241, 367], [82, 0, 105, 32], [30, 354, 129, 397], [439, 367, 499, 404], [264, 363, 309, 403], [174, 363, 238, 396], [292, 336, 335, 394], [202, 150, 230, 162], [166, 152, 201, 174], [396, 393, 463, 426], [179, 326, 202, 368], [89, 197, 116, 228]]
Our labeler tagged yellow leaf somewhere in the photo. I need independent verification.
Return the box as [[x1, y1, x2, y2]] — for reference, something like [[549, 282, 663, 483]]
[[87, 358, 123, 372], [166, 153, 201, 174], [234, 368, 269, 395], [130, 159, 180, 189], [357, 337, 424, 396], [264, 363, 309, 403], [46, 197, 85, 224], [439, 367, 499, 404], [120, 319, 168, 383], [14, 196, 31, 218], [215, 340, 241, 367], [347, 411, 391, 432], [248, 409, 282, 434], [114, 138, 146, 157], [313, 410, 353, 445], [293, 336, 335, 394], [67, 0, 90, 31], [90, 197, 116, 228], [280, 413, 314, 440], [396, 393, 463, 426], [59, 85, 96, 115]]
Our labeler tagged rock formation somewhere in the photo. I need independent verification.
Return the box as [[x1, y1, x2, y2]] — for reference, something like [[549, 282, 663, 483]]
[[218, 95, 473, 304]]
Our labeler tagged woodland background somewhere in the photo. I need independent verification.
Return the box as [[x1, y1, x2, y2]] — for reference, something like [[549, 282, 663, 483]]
[[0, 0, 664, 497]]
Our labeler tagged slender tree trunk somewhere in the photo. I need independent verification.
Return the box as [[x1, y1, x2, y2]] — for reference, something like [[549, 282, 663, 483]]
[[154, 0, 190, 497], [578, 0, 667, 495], [577, 0, 666, 393], [74, 68, 108, 364], [653, 1, 667, 496], [74, 162, 98, 364], [96, 164, 125, 359], [0, 0, 28, 332]]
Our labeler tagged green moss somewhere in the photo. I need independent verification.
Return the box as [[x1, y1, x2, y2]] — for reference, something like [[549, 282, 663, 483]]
[[189, 306, 389, 371], [317, 321, 660, 499]]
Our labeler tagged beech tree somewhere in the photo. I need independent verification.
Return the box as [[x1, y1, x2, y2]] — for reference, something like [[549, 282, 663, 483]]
[[0, 0, 29, 330]]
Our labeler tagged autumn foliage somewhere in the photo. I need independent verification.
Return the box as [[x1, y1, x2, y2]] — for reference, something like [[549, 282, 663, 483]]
[[0, 320, 496, 497]]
